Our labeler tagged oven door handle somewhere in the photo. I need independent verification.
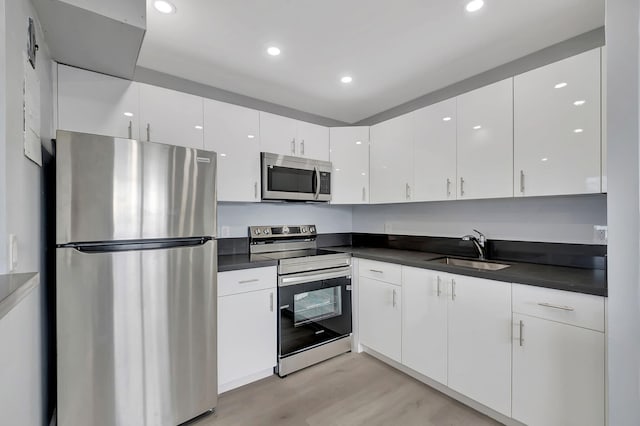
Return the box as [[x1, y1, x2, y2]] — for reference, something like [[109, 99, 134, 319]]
[[279, 266, 351, 287], [314, 167, 321, 199]]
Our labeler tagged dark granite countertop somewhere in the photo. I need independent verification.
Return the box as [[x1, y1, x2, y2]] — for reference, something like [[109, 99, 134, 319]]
[[327, 246, 607, 297], [218, 253, 278, 272]]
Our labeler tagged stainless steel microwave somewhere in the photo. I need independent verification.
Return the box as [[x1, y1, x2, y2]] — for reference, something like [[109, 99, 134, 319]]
[[261, 152, 332, 202]]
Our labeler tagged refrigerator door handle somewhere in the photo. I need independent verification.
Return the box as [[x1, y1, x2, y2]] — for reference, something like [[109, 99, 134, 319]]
[[60, 237, 213, 253]]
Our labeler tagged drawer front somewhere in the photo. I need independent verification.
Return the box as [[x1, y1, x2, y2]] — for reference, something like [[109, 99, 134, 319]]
[[358, 259, 402, 285], [513, 284, 605, 331], [218, 267, 277, 297]]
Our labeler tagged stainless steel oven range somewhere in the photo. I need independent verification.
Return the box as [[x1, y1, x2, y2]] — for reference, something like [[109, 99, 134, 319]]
[[249, 225, 352, 377]]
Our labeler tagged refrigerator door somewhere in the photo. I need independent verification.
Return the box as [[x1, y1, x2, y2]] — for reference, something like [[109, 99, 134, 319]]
[[56, 130, 216, 244], [56, 240, 217, 426]]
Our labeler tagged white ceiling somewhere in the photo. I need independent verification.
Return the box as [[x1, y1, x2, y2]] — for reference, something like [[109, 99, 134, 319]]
[[138, 0, 604, 124]]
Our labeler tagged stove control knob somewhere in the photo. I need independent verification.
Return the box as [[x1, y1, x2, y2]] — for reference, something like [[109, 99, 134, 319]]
[[264, 228, 270, 234], [301, 227, 307, 233], [310, 226, 316, 233], [282, 226, 289, 234], [254, 229, 261, 235]]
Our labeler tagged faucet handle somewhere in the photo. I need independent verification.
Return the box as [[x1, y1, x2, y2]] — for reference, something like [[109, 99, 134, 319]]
[[473, 229, 486, 245]]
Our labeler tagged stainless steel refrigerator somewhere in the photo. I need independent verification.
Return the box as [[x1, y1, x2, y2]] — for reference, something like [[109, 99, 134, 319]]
[[55, 130, 217, 426]]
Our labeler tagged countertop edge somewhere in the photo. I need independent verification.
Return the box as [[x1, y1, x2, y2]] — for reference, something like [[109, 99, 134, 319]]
[[0, 273, 40, 320], [218, 260, 279, 273]]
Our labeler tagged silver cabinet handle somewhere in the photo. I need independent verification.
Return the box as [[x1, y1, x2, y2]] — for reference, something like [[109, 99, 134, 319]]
[[519, 320, 524, 346], [392, 289, 397, 308], [291, 139, 296, 155], [254, 181, 258, 199], [405, 183, 411, 200], [460, 177, 465, 197], [301, 140, 305, 155], [537, 302, 575, 312], [446, 178, 451, 197], [238, 279, 259, 284], [128, 120, 132, 139], [270, 292, 274, 312], [436, 276, 442, 297], [362, 186, 366, 202], [520, 170, 525, 193], [451, 279, 456, 301], [369, 269, 383, 273], [146, 123, 150, 141]]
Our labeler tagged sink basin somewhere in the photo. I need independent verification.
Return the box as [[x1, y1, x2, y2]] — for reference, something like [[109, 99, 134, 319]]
[[429, 257, 511, 271]]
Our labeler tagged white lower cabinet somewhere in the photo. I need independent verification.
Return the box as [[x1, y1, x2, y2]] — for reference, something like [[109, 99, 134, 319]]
[[217, 267, 277, 393], [359, 276, 402, 362], [401, 267, 448, 385]]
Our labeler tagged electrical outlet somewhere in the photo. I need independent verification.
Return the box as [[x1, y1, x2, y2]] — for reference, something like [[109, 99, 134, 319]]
[[8, 234, 18, 272], [593, 225, 608, 244]]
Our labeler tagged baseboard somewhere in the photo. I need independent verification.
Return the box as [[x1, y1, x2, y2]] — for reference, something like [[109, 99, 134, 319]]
[[218, 368, 275, 394], [362, 346, 525, 426]]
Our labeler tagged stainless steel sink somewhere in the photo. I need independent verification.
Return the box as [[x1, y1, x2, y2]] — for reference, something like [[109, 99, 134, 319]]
[[430, 257, 511, 271]]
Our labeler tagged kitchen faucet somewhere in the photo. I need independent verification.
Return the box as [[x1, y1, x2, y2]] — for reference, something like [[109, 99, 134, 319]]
[[462, 229, 486, 260]]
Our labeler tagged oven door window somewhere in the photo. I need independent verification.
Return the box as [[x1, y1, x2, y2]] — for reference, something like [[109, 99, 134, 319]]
[[293, 287, 342, 326], [268, 166, 315, 194]]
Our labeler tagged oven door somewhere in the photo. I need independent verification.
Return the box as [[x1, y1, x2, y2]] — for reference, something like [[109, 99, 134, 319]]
[[278, 267, 352, 358], [261, 152, 331, 201]]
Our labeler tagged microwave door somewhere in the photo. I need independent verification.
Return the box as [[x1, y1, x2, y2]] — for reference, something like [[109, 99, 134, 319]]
[[263, 165, 317, 201]]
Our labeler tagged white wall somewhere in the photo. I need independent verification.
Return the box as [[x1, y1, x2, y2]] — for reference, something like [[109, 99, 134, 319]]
[[352, 195, 607, 244], [606, 0, 640, 424], [217, 203, 353, 238]]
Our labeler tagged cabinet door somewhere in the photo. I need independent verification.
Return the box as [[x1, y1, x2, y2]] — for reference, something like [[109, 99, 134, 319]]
[[457, 79, 514, 199], [259, 112, 298, 156], [401, 267, 448, 385], [514, 48, 601, 197], [204, 99, 260, 202], [329, 127, 370, 204], [218, 288, 277, 388], [359, 277, 401, 362], [139, 84, 204, 149], [413, 99, 457, 201], [447, 275, 512, 416], [370, 113, 414, 203], [512, 314, 605, 426], [57, 64, 139, 139], [298, 121, 329, 161]]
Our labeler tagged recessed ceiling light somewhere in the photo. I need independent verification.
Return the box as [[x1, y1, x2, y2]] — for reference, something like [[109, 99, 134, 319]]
[[442, 116, 452, 122], [573, 100, 586, 106], [341, 76, 353, 84], [194, 125, 203, 130], [466, 0, 484, 12], [123, 112, 133, 117], [473, 125, 482, 130], [361, 172, 366, 176], [574, 128, 584, 133], [541, 157, 549, 162], [554, 82, 568, 89], [153, 0, 176, 14], [355, 141, 362, 145], [247, 134, 255, 139], [267, 46, 281, 56]]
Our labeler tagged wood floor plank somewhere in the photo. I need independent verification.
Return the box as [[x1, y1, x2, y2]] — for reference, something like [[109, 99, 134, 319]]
[[197, 352, 502, 426]]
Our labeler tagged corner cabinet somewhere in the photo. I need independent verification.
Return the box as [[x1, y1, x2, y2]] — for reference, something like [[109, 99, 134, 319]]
[[457, 78, 514, 200], [329, 127, 370, 204], [412, 98, 457, 201], [217, 267, 277, 393], [370, 113, 414, 203], [139, 84, 204, 149], [204, 99, 261, 202], [57, 64, 140, 139], [514, 48, 601, 197]]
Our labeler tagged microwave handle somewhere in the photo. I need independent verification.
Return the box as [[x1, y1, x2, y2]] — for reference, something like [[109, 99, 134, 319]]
[[314, 167, 321, 199]]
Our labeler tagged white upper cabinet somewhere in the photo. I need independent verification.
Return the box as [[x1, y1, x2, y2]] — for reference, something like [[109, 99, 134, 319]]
[[370, 113, 414, 203], [457, 79, 514, 200], [412, 99, 457, 201], [601, 47, 607, 193], [139, 84, 204, 149], [401, 267, 448, 385], [204, 99, 261, 202], [298, 121, 330, 161], [329, 126, 370, 204], [57, 64, 140, 139], [514, 48, 601, 197], [447, 274, 512, 417], [259, 112, 298, 156], [259, 112, 329, 160]]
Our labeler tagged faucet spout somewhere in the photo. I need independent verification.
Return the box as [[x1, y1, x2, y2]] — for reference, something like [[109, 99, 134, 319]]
[[462, 229, 487, 259]]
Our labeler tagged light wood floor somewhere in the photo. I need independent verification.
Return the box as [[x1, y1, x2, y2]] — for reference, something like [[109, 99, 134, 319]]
[[197, 352, 502, 426]]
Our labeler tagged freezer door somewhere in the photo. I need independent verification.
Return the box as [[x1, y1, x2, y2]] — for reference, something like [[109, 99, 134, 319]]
[[56, 240, 217, 426], [56, 130, 216, 244]]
